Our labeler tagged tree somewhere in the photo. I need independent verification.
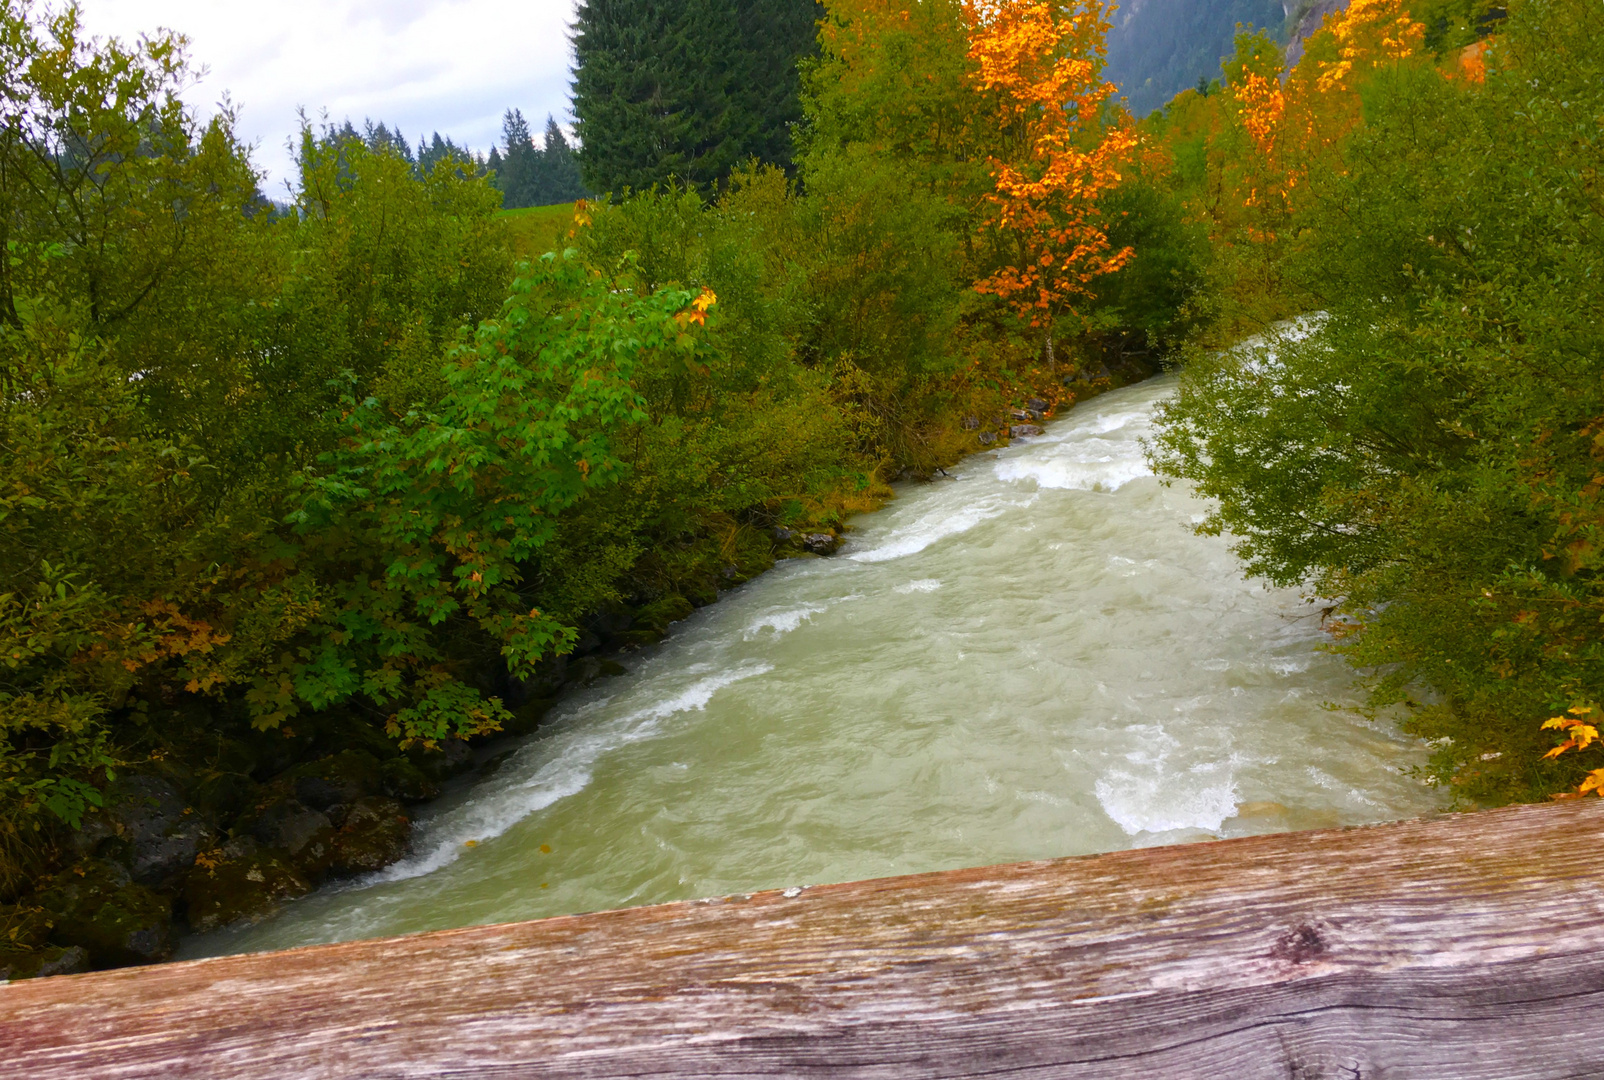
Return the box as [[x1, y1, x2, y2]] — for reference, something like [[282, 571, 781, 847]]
[[1151, 0, 1604, 803], [571, 0, 821, 194], [537, 115, 588, 204], [490, 111, 588, 209], [965, 0, 1138, 358]]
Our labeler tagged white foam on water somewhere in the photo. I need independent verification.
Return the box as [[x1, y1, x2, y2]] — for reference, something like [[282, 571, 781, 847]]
[[370, 662, 775, 883], [744, 605, 826, 638], [894, 579, 942, 594], [1094, 768, 1241, 836], [846, 492, 1034, 563], [995, 451, 1153, 492], [993, 402, 1156, 492]]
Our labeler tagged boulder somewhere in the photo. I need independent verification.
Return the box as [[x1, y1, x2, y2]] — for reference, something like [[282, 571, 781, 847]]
[[31, 859, 173, 968], [635, 594, 696, 633], [73, 775, 217, 891], [960, 415, 980, 430], [1009, 424, 1044, 439], [977, 431, 997, 445], [190, 771, 261, 825], [235, 790, 340, 882], [802, 533, 841, 556], [1010, 407, 1032, 421], [328, 797, 412, 876], [285, 751, 384, 810], [381, 757, 441, 803], [182, 837, 312, 934], [1025, 398, 1049, 412]]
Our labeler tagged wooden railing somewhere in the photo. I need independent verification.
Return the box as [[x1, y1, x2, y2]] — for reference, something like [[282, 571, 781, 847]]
[[6, 800, 1604, 1078]]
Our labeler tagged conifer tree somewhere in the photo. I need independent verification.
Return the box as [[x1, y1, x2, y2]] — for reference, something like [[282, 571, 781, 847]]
[[571, 0, 820, 195]]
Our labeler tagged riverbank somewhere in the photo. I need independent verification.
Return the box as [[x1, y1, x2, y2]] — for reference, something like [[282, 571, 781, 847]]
[[176, 368, 1435, 961], [0, 354, 1157, 981]]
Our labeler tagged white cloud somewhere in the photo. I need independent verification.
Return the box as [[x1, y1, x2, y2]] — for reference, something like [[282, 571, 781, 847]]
[[74, 0, 581, 194]]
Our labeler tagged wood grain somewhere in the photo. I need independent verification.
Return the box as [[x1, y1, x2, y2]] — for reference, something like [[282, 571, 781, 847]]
[[7, 801, 1604, 1078]]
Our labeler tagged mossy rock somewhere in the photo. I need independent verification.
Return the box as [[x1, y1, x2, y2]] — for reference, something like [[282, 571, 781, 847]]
[[635, 594, 695, 633], [0, 945, 89, 981], [31, 859, 173, 968], [613, 628, 664, 650], [190, 771, 261, 824], [238, 796, 338, 881], [328, 797, 411, 876], [183, 838, 312, 934], [502, 697, 555, 738], [283, 750, 385, 810], [380, 757, 441, 803]]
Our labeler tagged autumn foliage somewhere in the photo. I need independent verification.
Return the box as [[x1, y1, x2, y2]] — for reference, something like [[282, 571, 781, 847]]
[[964, 0, 1137, 328]]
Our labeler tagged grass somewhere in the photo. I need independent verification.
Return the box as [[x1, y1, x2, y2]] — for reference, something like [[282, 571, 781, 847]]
[[499, 203, 581, 262]]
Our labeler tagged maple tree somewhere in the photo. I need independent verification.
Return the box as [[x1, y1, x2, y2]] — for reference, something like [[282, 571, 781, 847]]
[[964, 0, 1137, 353]]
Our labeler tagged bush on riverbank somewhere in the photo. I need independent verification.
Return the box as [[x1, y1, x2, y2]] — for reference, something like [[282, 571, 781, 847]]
[[1148, 0, 1604, 803]]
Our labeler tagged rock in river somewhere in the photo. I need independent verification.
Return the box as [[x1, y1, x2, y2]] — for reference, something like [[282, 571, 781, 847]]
[[183, 837, 312, 935], [30, 859, 173, 968]]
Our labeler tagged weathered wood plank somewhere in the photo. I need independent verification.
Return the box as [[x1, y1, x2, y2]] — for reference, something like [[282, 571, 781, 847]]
[[6, 801, 1604, 1078]]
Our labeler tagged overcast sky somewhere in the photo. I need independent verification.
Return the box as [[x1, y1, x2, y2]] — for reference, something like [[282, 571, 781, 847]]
[[74, 0, 583, 196]]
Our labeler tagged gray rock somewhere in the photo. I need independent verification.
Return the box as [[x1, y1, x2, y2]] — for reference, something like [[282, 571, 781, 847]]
[[977, 431, 997, 445], [77, 775, 216, 891], [1009, 424, 1044, 438], [381, 758, 441, 803], [1025, 398, 1048, 412], [409, 738, 474, 782], [250, 800, 333, 858], [802, 533, 840, 555], [960, 415, 980, 430], [286, 751, 384, 810]]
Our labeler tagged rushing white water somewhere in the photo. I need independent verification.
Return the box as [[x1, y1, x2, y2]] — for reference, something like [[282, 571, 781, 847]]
[[185, 374, 1440, 958]]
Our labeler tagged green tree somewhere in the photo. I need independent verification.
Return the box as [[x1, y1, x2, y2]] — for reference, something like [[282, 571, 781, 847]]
[[572, 0, 820, 194], [1151, 0, 1604, 802]]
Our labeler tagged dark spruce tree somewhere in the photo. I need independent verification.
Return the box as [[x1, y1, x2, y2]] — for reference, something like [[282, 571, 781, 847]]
[[489, 110, 590, 208], [571, 0, 821, 196], [536, 116, 589, 204]]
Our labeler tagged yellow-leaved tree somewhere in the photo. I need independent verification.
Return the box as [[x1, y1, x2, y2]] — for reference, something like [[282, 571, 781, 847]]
[[964, 0, 1138, 366]]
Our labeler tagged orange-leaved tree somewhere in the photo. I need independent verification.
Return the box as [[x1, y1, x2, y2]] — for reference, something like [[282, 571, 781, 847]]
[[964, 0, 1137, 363], [1227, 0, 1425, 223]]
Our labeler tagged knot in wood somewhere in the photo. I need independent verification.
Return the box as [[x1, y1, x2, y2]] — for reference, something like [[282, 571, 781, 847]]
[[1272, 923, 1327, 964]]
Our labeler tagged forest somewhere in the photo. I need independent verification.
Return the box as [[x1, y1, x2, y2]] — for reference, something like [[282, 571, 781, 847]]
[[0, 0, 1597, 977]]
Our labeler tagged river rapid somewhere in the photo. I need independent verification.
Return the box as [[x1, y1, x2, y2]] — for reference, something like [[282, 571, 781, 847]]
[[186, 374, 1441, 958]]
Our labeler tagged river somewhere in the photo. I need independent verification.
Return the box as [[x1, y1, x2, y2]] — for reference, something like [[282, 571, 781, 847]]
[[184, 373, 1441, 959]]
